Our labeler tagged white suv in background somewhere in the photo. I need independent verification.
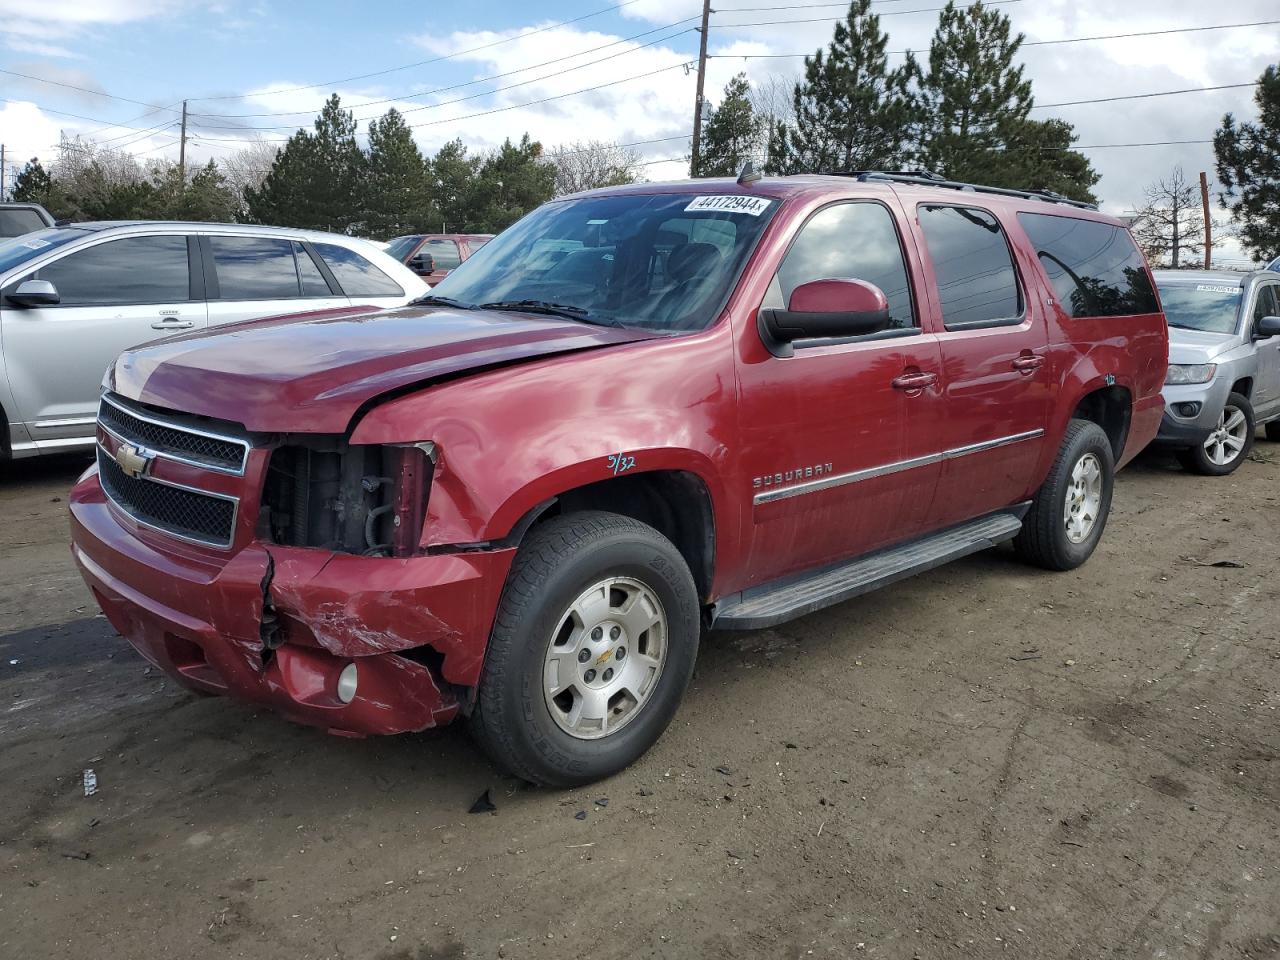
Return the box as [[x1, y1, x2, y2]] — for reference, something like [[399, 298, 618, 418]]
[[0, 222, 427, 461]]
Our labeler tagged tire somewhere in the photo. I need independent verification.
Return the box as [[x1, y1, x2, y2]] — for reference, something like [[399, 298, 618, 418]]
[[1176, 392, 1254, 476], [1264, 420, 1280, 443], [469, 511, 700, 787], [1014, 419, 1115, 571]]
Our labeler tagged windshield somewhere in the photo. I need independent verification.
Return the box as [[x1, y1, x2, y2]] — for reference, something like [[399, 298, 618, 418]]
[[1157, 280, 1242, 334], [0, 227, 88, 275], [430, 192, 779, 332], [385, 236, 421, 262]]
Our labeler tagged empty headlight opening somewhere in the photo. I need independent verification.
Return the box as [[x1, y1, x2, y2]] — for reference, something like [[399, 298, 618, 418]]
[[261, 439, 435, 557]]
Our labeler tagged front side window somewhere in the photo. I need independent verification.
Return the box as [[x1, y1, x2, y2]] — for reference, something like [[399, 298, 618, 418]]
[[315, 243, 405, 297], [1017, 213, 1159, 318], [1156, 279, 1242, 335], [431, 193, 778, 332], [918, 206, 1022, 329], [37, 235, 189, 305], [761, 201, 916, 330], [1252, 283, 1279, 326], [421, 239, 461, 271], [209, 236, 300, 299]]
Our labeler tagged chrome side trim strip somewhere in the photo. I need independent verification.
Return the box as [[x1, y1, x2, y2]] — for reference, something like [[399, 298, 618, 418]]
[[99, 392, 250, 476], [95, 444, 239, 550], [32, 416, 98, 428], [753, 428, 1046, 506], [943, 428, 1045, 461], [754, 452, 942, 505]]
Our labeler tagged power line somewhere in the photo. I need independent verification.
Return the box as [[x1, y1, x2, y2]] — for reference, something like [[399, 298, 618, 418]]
[[0, 67, 180, 115], [191, 25, 699, 131], [188, 0, 645, 102], [1033, 81, 1258, 110], [192, 17, 700, 120], [714, 0, 1020, 28], [711, 19, 1280, 57], [1054, 139, 1215, 151]]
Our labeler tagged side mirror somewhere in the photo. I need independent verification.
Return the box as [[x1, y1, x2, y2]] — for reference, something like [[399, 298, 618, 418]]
[[7, 278, 60, 307], [759, 279, 891, 356], [1255, 315, 1280, 339], [409, 253, 435, 275]]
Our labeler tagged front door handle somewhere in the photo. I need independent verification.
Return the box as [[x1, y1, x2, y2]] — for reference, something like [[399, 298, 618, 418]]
[[892, 371, 939, 391], [1012, 355, 1044, 373], [151, 319, 195, 330]]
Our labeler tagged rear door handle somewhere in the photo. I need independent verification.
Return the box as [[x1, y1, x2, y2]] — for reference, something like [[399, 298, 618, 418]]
[[151, 319, 195, 330], [892, 371, 939, 391], [1012, 355, 1045, 372]]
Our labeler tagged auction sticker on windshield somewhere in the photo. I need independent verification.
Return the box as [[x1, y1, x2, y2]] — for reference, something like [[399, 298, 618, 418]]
[[685, 195, 773, 216], [1195, 284, 1239, 294]]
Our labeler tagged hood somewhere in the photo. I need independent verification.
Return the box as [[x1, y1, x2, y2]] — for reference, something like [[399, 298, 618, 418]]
[[1167, 326, 1240, 365], [109, 304, 659, 433]]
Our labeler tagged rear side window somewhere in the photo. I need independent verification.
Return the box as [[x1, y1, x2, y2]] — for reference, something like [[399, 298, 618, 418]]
[[294, 242, 333, 297], [38, 235, 190, 305], [315, 243, 404, 297], [918, 206, 1022, 329], [209, 236, 299, 299], [0, 209, 46, 238], [1017, 213, 1158, 318], [420, 239, 461, 271], [764, 201, 916, 330]]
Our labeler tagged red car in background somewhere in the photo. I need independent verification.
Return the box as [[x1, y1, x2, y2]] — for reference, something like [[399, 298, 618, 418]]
[[385, 233, 493, 285]]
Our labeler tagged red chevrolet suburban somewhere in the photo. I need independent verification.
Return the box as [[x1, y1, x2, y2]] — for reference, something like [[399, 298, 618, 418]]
[[70, 173, 1167, 786]]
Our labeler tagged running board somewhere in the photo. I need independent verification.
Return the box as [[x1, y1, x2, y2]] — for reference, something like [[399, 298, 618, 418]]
[[712, 508, 1028, 630]]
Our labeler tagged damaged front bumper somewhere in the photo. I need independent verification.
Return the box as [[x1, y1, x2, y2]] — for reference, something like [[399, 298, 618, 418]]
[[69, 468, 515, 737]]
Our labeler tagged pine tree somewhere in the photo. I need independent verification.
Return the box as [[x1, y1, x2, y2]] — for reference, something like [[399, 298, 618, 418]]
[[467, 136, 557, 233], [695, 73, 764, 178], [1214, 64, 1280, 260], [11, 158, 54, 206], [988, 117, 1099, 203], [364, 109, 432, 238], [918, 1, 1032, 181], [245, 94, 365, 232], [765, 0, 916, 175], [427, 139, 482, 232]]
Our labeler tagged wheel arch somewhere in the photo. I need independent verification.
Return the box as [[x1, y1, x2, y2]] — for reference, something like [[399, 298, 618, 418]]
[[1068, 383, 1132, 461]]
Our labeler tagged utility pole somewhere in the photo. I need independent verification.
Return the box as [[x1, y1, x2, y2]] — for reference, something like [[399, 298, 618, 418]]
[[1, 143, 6, 201], [1199, 171, 1212, 269], [689, 0, 712, 178], [178, 100, 189, 185]]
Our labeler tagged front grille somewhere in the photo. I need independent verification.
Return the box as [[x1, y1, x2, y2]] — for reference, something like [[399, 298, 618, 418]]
[[98, 447, 237, 547], [99, 395, 247, 473]]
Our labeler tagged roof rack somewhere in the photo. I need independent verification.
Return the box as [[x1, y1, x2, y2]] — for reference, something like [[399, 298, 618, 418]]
[[833, 169, 1098, 210]]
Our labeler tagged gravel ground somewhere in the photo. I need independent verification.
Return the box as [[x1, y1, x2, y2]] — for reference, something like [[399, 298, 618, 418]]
[[1, 446, 1278, 960]]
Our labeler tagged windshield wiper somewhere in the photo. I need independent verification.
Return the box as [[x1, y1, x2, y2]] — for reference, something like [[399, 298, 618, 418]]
[[411, 294, 473, 308], [478, 299, 625, 327]]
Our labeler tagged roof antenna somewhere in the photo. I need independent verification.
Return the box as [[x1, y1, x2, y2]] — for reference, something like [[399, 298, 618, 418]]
[[737, 161, 762, 186]]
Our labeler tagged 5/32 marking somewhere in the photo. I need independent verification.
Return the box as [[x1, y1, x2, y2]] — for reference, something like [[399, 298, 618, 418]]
[[607, 453, 637, 475]]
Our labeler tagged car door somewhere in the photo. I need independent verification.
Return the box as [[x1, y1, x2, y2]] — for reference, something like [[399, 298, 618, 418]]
[[202, 235, 348, 328], [912, 204, 1051, 531], [1, 233, 205, 443], [1248, 281, 1280, 419], [736, 198, 945, 588]]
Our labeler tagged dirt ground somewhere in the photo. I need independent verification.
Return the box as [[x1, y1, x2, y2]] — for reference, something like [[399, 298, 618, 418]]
[[1, 446, 1278, 960]]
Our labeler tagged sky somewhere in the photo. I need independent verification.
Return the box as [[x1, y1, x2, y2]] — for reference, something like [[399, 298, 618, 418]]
[[0, 0, 1275, 262]]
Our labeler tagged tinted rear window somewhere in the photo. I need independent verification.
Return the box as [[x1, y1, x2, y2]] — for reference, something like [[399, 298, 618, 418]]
[[1018, 213, 1158, 318], [918, 206, 1021, 329], [0, 209, 47, 238], [315, 243, 404, 297], [209, 236, 300, 299]]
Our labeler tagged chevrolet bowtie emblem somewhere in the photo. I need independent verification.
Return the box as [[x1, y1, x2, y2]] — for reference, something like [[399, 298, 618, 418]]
[[596, 648, 614, 666], [114, 442, 153, 480]]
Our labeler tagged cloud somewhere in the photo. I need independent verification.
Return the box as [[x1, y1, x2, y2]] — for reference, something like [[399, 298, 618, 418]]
[[4, 37, 83, 58]]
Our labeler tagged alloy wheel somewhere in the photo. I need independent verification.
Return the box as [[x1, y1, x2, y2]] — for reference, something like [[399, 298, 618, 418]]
[[1063, 452, 1103, 544]]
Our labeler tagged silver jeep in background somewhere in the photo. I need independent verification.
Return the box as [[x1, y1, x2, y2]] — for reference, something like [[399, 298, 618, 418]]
[[1153, 269, 1280, 475]]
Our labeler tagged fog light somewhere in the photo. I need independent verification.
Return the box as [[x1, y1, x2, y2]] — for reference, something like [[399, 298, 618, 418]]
[[336, 663, 358, 704], [1176, 402, 1202, 417]]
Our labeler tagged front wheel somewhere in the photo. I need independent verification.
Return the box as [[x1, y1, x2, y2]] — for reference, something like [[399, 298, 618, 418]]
[[469, 511, 700, 787], [1014, 419, 1115, 571], [1177, 392, 1254, 476]]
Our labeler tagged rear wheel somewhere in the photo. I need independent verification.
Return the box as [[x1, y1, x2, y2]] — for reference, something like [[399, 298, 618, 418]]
[[1014, 419, 1115, 571], [469, 511, 700, 787], [1177, 393, 1254, 476]]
